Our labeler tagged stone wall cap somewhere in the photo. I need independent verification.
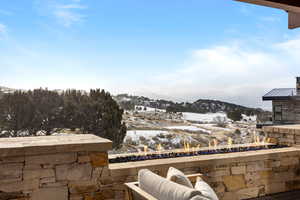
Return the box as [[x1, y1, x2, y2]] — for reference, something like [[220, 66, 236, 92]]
[[0, 134, 112, 157]]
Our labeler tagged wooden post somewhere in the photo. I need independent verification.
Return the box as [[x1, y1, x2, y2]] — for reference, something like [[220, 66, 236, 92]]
[[289, 12, 300, 29]]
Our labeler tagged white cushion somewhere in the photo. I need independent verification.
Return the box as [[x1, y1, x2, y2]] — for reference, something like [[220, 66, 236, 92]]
[[191, 196, 211, 200], [194, 177, 219, 200], [166, 167, 193, 188], [138, 169, 202, 200]]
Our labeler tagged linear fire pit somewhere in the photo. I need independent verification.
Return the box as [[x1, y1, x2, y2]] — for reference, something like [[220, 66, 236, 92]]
[[109, 143, 287, 163]]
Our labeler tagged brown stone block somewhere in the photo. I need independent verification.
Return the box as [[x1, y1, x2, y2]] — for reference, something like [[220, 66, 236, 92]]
[[247, 161, 269, 172], [78, 155, 91, 163], [70, 194, 84, 200], [56, 163, 92, 181], [286, 180, 300, 191], [0, 179, 39, 193], [281, 157, 299, 166], [223, 175, 246, 191], [264, 160, 281, 168], [31, 187, 68, 200], [84, 192, 103, 200], [40, 181, 68, 188], [0, 156, 25, 164], [208, 169, 230, 177], [221, 192, 239, 200], [89, 152, 108, 167], [231, 165, 246, 175], [210, 182, 225, 193], [0, 163, 23, 181], [265, 182, 286, 194], [23, 169, 55, 180], [25, 153, 77, 165], [69, 180, 99, 194], [236, 187, 261, 199], [40, 177, 56, 185]]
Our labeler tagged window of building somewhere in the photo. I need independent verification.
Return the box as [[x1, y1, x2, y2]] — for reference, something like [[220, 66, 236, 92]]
[[274, 105, 282, 121]]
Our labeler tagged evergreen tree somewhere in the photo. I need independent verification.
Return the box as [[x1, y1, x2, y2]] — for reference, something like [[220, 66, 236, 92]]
[[227, 110, 243, 122], [0, 88, 126, 148]]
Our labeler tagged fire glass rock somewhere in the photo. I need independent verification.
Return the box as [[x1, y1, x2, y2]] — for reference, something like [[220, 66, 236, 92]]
[[109, 144, 288, 164]]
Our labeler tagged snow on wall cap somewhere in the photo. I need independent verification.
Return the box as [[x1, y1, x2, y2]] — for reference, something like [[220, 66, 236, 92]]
[[0, 134, 112, 157]]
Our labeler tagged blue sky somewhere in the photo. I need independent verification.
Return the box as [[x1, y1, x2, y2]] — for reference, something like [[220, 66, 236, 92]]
[[1, 0, 300, 108]]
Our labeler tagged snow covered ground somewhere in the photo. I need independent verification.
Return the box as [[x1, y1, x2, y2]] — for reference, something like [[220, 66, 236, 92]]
[[165, 126, 211, 133], [182, 112, 228, 123], [242, 114, 257, 122], [125, 130, 168, 141], [195, 123, 232, 132], [124, 130, 197, 150], [135, 106, 166, 113]]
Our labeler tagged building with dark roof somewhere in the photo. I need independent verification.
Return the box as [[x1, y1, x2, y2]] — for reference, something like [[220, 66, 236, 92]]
[[263, 77, 300, 124]]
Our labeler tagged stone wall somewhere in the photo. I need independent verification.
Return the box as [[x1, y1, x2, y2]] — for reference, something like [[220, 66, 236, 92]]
[[1, 134, 300, 200], [263, 125, 300, 146], [0, 135, 113, 200], [108, 147, 300, 200]]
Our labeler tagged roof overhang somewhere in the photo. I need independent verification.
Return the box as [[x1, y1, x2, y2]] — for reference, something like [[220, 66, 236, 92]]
[[263, 96, 300, 101], [262, 96, 292, 101], [236, 0, 300, 29]]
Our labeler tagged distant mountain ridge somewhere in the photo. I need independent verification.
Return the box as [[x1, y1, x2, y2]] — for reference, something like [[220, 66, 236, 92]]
[[0, 87, 265, 115], [114, 94, 265, 115]]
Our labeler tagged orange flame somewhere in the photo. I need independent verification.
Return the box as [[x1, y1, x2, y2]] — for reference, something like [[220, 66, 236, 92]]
[[213, 139, 218, 148], [144, 145, 148, 155], [228, 137, 233, 149], [156, 144, 163, 153]]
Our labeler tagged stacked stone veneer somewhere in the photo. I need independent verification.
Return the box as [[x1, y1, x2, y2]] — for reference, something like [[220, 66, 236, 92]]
[[0, 135, 113, 200], [2, 134, 300, 200], [263, 125, 300, 146], [109, 147, 300, 200]]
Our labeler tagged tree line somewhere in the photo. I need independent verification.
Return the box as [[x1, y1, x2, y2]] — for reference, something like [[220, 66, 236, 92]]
[[0, 88, 126, 148]]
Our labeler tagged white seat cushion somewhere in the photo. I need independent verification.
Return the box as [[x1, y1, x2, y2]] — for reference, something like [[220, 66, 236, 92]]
[[138, 169, 202, 200], [166, 167, 193, 188], [194, 177, 219, 200]]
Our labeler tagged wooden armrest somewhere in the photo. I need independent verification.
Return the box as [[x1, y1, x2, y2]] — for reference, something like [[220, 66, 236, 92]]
[[186, 173, 205, 183], [125, 173, 206, 200]]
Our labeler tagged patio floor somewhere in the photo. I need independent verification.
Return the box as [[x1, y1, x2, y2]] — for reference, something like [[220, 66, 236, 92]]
[[247, 190, 300, 200]]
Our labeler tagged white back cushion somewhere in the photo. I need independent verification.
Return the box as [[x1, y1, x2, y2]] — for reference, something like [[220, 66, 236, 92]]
[[194, 177, 219, 200], [166, 167, 193, 188], [138, 169, 202, 200]]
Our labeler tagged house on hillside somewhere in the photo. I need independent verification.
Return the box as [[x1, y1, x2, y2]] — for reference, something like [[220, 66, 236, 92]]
[[263, 77, 300, 124]]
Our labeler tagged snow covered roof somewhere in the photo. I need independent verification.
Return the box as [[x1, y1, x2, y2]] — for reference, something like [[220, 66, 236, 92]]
[[262, 88, 297, 101]]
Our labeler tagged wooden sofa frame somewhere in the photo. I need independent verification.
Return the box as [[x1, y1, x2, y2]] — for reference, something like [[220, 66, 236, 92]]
[[124, 173, 204, 200]]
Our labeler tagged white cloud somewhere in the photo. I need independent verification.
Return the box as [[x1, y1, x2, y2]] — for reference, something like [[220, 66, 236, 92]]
[[0, 23, 7, 34], [35, 0, 87, 27], [53, 1, 87, 27], [138, 38, 300, 109]]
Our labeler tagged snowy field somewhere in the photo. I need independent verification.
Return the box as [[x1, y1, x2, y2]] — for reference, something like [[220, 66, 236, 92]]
[[123, 130, 196, 150], [182, 112, 228, 123], [242, 114, 257, 122], [135, 106, 166, 113], [125, 130, 168, 141], [165, 126, 211, 133]]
